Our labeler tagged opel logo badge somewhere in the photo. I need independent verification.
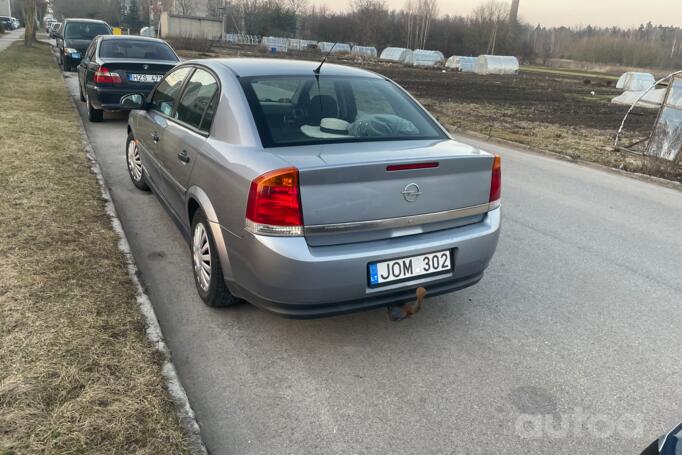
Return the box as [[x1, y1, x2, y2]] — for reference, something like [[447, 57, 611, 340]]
[[402, 183, 422, 202], [143, 64, 150, 70]]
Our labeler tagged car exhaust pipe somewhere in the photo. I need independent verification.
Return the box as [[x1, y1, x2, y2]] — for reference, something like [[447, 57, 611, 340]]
[[388, 287, 427, 322]]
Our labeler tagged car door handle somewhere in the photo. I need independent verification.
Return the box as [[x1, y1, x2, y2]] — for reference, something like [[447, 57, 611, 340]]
[[178, 150, 190, 163], [151, 131, 159, 143]]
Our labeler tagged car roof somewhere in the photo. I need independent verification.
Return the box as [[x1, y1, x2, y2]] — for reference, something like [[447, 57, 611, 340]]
[[202, 58, 383, 79], [64, 18, 110, 25], [99, 35, 168, 44]]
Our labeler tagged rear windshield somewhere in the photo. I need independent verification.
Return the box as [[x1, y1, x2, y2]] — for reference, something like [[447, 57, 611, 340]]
[[64, 22, 110, 40], [241, 76, 446, 147], [100, 40, 178, 61]]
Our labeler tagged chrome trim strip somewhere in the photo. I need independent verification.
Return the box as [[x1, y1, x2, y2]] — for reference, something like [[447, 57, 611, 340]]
[[304, 203, 493, 236]]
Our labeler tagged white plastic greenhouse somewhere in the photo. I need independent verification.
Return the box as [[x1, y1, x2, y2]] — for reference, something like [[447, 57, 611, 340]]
[[318, 42, 351, 54], [261, 36, 288, 53], [351, 45, 378, 59], [379, 47, 412, 63], [611, 88, 666, 110], [288, 38, 317, 51], [445, 56, 477, 72], [405, 49, 445, 67], [474, 55, 520, 75], [616, 72, 655, 92]]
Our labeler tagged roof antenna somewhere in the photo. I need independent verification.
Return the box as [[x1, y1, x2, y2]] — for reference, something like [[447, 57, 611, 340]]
[[314, 42, 337, 75]]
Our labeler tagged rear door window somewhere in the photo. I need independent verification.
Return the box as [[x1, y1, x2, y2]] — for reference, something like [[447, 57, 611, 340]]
[[83, 40, 96, 63], [174, 68, 219, 132], [199, 94, 219, 132], [150, 67, 193, 117]]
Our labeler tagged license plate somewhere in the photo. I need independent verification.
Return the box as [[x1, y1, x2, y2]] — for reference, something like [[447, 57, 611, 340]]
[[368, 250, 452, 287], [128, 74, 163, 83]]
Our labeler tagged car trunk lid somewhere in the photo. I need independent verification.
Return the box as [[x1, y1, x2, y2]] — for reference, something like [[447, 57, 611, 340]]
[[268, 139, 494, 246], [97, 59, 176, 88]]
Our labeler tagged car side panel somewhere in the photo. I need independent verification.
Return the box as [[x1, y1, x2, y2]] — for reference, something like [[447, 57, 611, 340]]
[[159, 121, 199, 219], [131, 111, 167, 197]]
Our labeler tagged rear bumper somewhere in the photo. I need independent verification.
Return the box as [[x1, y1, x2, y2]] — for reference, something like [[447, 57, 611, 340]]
[[224, 207, 501, 318], [87, 85, 154, 110]]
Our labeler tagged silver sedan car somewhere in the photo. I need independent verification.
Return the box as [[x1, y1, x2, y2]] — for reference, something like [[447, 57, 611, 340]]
[[123, 58, 501, 318]]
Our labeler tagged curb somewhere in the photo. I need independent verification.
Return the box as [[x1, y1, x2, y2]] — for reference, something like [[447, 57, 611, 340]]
[[52, 43, 209, 455], [451, 128, 681, 192]]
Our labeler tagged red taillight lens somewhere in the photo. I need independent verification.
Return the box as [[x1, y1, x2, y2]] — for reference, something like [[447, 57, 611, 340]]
[[245, 167, 303, 236], [489, 155, 502, 205], [94, 67, 122, 85]]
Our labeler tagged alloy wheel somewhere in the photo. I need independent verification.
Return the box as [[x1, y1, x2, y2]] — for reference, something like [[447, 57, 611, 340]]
[[193, 223, 211, 292], [127, 139, 143, 182]]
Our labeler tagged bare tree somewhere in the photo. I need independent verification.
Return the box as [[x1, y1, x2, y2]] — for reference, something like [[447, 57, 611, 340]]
[[23, 0, 36, 46], [285, 0, 307, 15], [404, 0, 437, 49], [175, 0, 194, 15], [471, 0, 508, 54]]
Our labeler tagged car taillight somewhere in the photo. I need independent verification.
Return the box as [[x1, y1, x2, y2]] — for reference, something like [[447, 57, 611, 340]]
[[489, 155, 501, 209], [245, 167, 303, 236], [94, 67, 122, 85]]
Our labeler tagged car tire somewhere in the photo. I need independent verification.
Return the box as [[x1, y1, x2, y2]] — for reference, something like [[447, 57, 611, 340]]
[[86, 94, 103, 122], [191, 211, 240, 308], [125, 132, 150, 191]]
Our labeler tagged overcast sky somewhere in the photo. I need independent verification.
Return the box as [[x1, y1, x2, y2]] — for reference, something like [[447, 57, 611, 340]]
[[352, 0, 682, 27]]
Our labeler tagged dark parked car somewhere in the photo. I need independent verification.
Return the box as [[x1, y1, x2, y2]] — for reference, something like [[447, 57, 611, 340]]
[[642, 421, 682, 455], [48, 22, 62, 39], [0, 16, 14, 31], [78, 35, 179, 122], [56, 18, 111, 71]]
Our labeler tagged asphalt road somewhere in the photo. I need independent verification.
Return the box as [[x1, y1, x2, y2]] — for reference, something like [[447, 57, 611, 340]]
[[59, 68, 682, 454]]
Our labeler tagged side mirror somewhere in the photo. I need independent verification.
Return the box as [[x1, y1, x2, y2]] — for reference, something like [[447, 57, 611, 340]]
[[120, 94, 146, 110]]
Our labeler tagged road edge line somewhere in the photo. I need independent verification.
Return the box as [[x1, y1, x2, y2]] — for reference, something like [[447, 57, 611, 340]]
[[58, 61, 209, 455]]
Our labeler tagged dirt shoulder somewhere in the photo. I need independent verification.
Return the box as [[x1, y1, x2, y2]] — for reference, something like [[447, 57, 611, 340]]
[[0, 42, 191, 454]]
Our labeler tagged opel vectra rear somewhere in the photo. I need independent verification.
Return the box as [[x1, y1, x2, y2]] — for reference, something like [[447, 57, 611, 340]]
[[125, 58, 501, 318]]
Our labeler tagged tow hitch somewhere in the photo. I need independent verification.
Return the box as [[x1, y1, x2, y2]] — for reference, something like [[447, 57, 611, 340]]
[[388, 287, 427, 322]]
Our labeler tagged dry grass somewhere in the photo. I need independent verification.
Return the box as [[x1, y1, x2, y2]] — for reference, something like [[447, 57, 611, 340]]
[[0, 42, 191, 454], [166, 36, 214, 53], [423, 98, 682, 182]]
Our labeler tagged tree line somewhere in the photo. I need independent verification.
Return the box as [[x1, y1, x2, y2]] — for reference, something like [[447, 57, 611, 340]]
[[47, 0, 682, 69], [231, 0, 682, 69]]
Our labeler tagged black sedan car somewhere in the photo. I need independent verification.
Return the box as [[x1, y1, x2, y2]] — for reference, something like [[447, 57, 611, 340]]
[[57, 19, 112, 71], [0, 16, 14, 31], [77, 35, 180, 122]]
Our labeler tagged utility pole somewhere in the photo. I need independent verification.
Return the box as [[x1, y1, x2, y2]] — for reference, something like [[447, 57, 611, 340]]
[[509, 0, 520, 24]]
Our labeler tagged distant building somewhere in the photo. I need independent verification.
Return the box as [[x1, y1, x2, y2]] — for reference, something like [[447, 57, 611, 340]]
[[0, 0, 11, 17]]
